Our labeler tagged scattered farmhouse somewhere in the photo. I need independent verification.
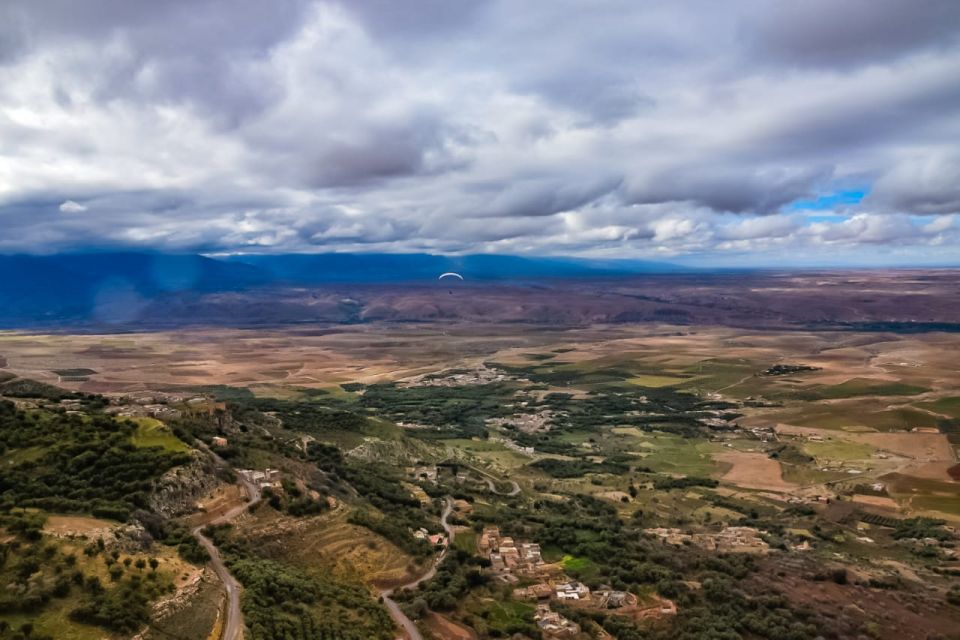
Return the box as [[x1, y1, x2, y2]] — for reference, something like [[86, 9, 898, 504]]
[[513, 583, 555, 600], [594, 589, 636, 609], [534, 604, 580, 638], [408, 465, 438, 483], [238, 468, 281, 490], [555, 580, 591, 600]]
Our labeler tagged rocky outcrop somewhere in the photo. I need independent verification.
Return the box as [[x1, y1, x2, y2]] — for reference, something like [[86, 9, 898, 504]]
[[149, 451, 221, 517]]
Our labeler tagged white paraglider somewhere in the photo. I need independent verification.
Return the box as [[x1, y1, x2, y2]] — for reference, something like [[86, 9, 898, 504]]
[[438, 272, 464, 295]]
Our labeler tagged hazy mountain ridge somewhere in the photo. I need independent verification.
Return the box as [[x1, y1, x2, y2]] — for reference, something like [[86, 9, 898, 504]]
[[0, 252, 685, 326]]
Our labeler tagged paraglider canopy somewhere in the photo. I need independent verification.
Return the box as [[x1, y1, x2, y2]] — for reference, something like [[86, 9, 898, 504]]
[[438, 272, 464, 280]]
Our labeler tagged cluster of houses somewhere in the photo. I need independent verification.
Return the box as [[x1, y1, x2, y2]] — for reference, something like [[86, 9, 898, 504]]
[[479, 526, 546, 577], [407, 464, 476, 487], [478, 526, 675, 637], [104, 392, 226, 420], [477, 527, 580, 637], [513, 579, 593, 602], [487, 408, 555, 434], [645, 526, 770, 553], [533, 604, 581, 638], [403, 364, 515, 388], [106, 402, 182, 420], [489, 436, 535, 455]]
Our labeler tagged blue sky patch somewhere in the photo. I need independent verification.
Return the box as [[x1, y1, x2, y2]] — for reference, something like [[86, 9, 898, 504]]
[[786, 188, 868, 212]]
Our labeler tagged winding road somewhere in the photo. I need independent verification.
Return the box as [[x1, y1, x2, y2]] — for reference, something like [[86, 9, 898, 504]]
[[191, 472, 261, 640], [380, 497, 456, 640], [466, 465, 521, 496]]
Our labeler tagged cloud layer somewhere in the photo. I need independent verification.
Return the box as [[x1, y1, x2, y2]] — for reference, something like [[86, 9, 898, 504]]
[[1, 0, 959, 264]]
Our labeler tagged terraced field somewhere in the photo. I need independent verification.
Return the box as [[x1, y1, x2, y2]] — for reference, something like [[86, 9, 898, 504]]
[[237, 508, 418, 588]]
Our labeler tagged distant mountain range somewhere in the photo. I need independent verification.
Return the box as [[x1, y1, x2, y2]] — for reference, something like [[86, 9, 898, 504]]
[[1, 254, 957, 330], [0, 252, 686, 326], [229, 252, 686, 282]]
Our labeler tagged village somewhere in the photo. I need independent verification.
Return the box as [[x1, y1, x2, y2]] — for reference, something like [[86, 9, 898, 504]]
[[477, 526, 677, 638], [402, 364, 519, 388], [487, 408, 555, 434], [643, 526, 771, 553]]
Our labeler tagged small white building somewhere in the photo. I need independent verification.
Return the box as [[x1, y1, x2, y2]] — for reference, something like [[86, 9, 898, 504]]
[[555, 581, 591, 600]]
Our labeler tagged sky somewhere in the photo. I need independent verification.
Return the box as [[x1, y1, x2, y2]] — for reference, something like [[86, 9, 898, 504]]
[[1, 0, 960, 266]]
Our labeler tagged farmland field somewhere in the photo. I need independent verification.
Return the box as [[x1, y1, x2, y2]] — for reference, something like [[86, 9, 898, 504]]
[[2, 318, 960, 640]]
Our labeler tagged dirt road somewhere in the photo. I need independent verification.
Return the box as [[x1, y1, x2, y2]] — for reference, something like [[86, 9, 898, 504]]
[[192, 472, 261, 640], [381, 497, 455, 640]]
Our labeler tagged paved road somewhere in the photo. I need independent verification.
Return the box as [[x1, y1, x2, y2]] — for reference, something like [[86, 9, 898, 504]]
[[381, 497, 455, 640], [191, 472, 261, 640], [467, 465, 520, 496]]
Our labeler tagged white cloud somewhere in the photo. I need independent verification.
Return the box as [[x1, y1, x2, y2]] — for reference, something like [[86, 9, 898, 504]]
[[0, 1, 957, 264], [59, 200, 88, 213]]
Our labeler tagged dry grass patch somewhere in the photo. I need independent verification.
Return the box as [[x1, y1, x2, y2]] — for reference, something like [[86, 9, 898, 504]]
[[851, 495, 901, 510], [849, 432, 954, 461], [715, 451, 796, 492]]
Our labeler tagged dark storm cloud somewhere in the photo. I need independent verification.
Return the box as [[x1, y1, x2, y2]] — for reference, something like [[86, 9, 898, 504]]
[[332, 0, 491, 39], [0, 0, 958, 262], [744, 0, 960, 67], [624, 166, 832, 215], [285, 116, 462, 188], [869, 152, 960, 215], [0, 0, 309, 58], [463, 176, 622, 218], [0, 0, 309, 125]]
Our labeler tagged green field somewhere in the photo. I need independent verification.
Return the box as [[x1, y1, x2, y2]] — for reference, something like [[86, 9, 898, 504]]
[[675, 358, 758, 393], [794, 379, 929, 401], [130, 417, 190, 452], [802, 440, 874, 461], [910, 495, 960, 517], [0, 593, 108, 640], [628, 374, 694, 387], [453, 529, 477, 554], [560, 554, 591, 571], [916, 396, 960, 419], [0, 445, 48, 466], [471, 600, 535, 633], [758, 401, 941, 432], [559, 553, 600, 581], [617, 432, 721, 477]]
